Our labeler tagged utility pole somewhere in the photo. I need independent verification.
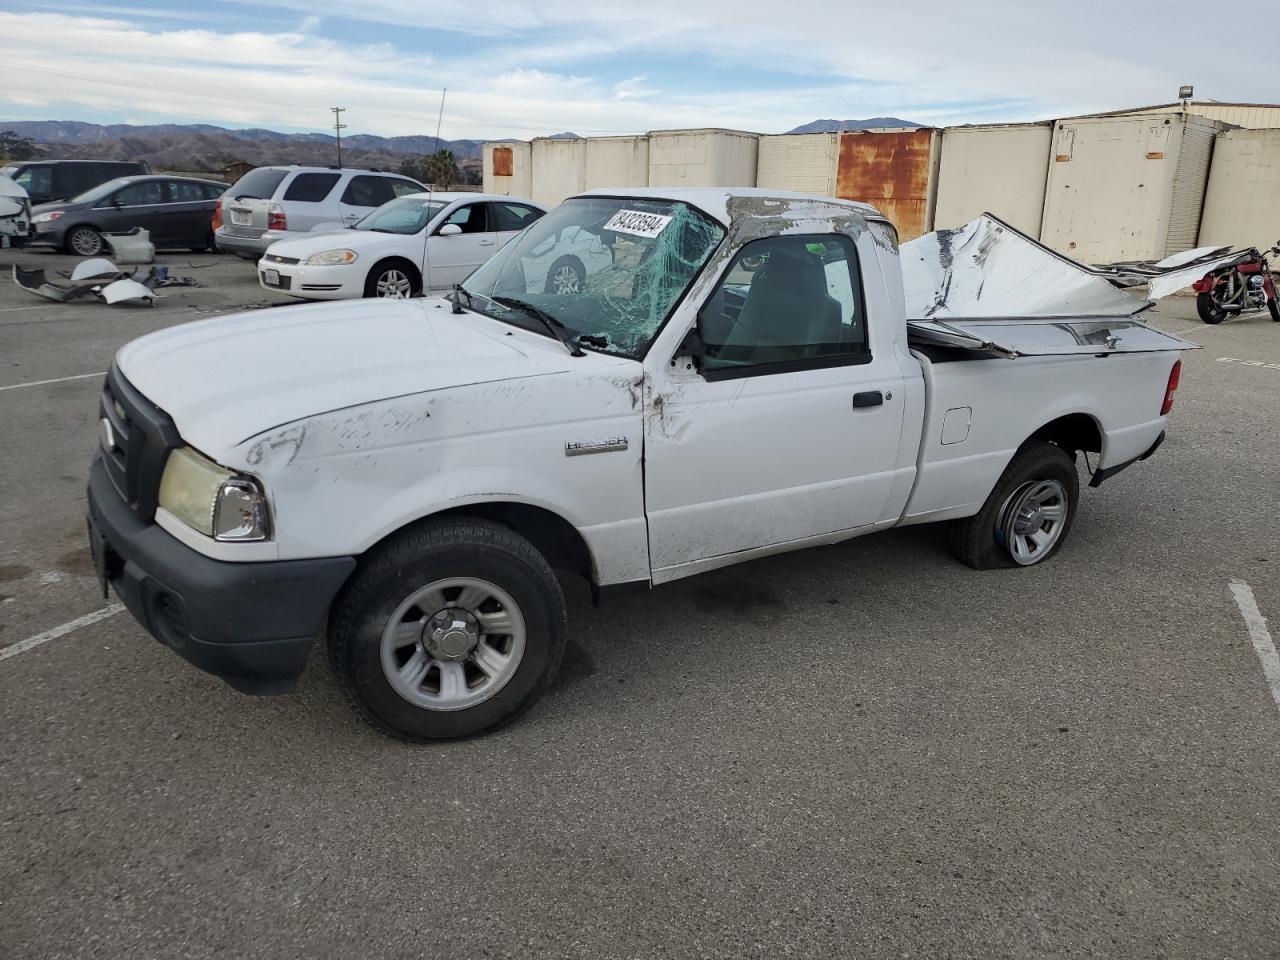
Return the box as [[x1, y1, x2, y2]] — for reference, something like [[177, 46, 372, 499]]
[[330, 107, 346, 167]]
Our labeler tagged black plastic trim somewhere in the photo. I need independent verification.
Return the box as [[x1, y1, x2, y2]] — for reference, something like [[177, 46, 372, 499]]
[[590, 579, 651, 607], [1089, 430, 1165, 488]]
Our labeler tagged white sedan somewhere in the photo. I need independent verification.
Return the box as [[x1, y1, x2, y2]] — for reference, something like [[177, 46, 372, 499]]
[[257, 192, 548, 300]]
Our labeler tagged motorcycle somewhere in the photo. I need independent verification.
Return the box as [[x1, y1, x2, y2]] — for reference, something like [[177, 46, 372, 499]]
[[1194, 243, 1280, 324]]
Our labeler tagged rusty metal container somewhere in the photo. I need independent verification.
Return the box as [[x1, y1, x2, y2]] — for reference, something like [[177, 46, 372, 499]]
[[933, 122, 1052, 237], [1198, 127, 1280, 253], [647, 129, 759, 188], [482, 141, 531, 198], [1041, 112, 1225, 262], [835, 128, 941, 241]]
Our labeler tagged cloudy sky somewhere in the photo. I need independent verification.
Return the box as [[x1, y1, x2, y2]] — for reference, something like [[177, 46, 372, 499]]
[[0, 1, 1269, 139]]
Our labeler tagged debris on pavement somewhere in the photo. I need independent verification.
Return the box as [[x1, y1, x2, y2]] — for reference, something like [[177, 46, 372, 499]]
[[11, 255, 199, 306], [12, 264, 98, 303], [98, 278, 156, 305], [102, 227, 155, 265]]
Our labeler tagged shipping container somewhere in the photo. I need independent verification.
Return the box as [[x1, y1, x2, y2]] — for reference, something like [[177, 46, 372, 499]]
[[1077, 101, 1280, 130], [647, 128, 759, 188], [482, 141, 531, 198], [1198, 128, 1280, 253], [933, 122, 1052, 237], [1040, 112, 1224, 263], [756, 133, 840, 195], [530, 137, 587, 208], [584, 136, 649, 191], [835, 128, 941, 241]]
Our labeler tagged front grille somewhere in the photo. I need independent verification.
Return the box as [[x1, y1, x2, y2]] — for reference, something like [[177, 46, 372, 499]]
[[99, 365, 181, 522], [262, 253, 300, 265]]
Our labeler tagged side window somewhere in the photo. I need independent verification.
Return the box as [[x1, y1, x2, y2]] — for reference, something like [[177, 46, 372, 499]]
[[15, 166, 52, 196], [698, 234, 868, 379], [490, 202, 541, 232], [202, 183, 227, 201], [168, 180, 209, 203], [438, 203, 488, 234], [387, 178, 423, 198], [111, 181, 164, 206], [283, 172, 340, 202], [341, 175, 394, 208]]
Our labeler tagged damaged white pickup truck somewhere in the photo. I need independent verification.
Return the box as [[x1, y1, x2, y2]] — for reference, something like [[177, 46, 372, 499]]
[[87, 188, 1195, 740]]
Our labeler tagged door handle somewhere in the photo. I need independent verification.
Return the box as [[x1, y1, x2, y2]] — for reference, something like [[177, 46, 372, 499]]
[[852, 391, 883, 408]]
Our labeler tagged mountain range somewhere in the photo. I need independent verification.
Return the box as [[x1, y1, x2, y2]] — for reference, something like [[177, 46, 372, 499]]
[[0, 118, 924, 175]]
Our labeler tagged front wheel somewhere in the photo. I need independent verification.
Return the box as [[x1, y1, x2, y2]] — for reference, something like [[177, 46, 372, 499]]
[[365, 261, 419, 299], [1197, 292, 1228, 324], [949, 441, 1079, 570], [545, 256, 585, 295], [66, 226, 104, 257], [1268, 295, 1280, 323], [328, 518, 567, 740]]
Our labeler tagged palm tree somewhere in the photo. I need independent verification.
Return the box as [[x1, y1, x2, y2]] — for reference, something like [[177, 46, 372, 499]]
[[424, 149, 459, 188]]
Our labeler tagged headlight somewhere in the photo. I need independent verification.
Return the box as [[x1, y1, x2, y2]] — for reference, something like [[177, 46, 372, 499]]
[[305, 248, 358, 266], [32, 211, 62, 224], [158, 447, 271, 542]]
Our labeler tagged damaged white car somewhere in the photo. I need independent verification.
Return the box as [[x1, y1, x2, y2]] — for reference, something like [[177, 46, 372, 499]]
[[87, 188, 1195, 741], [0, 174, 31, 246]]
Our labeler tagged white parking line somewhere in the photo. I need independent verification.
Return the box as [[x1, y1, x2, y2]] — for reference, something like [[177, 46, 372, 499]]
[[1230, 581, 1280, 712], [0, 604, 124, 663], [0, 371, 105, 392]]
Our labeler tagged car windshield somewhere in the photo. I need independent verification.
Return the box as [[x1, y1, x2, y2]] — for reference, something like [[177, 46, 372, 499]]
[[461, 196, 724, 358], [70, 178, 131, 204], [353, 197, 448, 234]]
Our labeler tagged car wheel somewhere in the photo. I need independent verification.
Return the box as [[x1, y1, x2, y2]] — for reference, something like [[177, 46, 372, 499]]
[[949, 441, 1079, 570], [328, 518, 567, 741], [545, 256, 586, 295], [365, 261, 419, 299], [66, 226, 104, 257]]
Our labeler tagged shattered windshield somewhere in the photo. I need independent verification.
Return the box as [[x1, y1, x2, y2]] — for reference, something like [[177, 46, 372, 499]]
[[461, 196, 724, 358], [354, 197, 448, 234]]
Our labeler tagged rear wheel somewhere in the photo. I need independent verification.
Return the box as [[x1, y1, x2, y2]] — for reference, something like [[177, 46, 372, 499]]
[[66, 226, 104, 257], [950, 441, 1079, 570], [328, 518, 567, 740], [1196, 292, 1227, 324]]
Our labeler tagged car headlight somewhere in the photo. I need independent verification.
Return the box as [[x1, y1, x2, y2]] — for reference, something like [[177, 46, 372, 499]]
[[158, 447, 271, 542], [32, 211, 62, 224], [305, 249, 358, 266]]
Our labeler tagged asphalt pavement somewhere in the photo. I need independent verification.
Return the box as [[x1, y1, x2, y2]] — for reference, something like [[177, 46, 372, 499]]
[[1, 246, 1278, 959]]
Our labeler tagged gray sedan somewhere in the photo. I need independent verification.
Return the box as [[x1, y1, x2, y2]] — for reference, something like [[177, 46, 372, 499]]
[[28, 175, 227, 256]]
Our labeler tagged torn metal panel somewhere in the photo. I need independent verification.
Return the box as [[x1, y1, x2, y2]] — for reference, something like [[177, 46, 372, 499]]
[[908, 316, 1198, 358], [97, 278, 156, 305], [103, 228, 155, 264], [1146, 251, 1251, 301], [901, 213, 1143, 319], [12, 264, 96, 303]]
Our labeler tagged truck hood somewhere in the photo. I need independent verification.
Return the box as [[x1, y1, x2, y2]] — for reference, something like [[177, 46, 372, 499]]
[[116, 298, 579, 457]]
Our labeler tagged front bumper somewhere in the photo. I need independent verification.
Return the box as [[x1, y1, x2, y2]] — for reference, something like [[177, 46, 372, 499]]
[[257, 258, 363, 300], [87, 456, 355, 694]]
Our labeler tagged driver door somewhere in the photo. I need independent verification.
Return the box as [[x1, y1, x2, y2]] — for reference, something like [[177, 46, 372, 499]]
[[644, 232, 911, 582], [424, 203, 495, 291]]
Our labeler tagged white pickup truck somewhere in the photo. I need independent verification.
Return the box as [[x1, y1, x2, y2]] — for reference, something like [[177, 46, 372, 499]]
[[86, 188, 1194, 740]]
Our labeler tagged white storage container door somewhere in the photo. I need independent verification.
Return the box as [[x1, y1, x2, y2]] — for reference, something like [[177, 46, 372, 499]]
[[933, 125, 1051, 237], [756, 134, 838, 195], [1199, 128, 1280, 252], [584, 137, 649, 191], [531, 138, 587, 207]]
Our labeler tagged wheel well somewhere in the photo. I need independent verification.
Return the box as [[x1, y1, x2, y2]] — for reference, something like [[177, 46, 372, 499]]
[[385, 502, 596, 586], [1026, 414, 1102, 457], [367, 257, 422, 291]]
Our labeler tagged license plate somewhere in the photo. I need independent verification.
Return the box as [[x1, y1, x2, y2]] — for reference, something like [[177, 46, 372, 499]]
[[230, 210, 251, 226], [87, 517, 108, 600], [264, 268, 281, 286]]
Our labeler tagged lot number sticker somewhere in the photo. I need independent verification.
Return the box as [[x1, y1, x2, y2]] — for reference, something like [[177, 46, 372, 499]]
[[604, 209, 673, 239]]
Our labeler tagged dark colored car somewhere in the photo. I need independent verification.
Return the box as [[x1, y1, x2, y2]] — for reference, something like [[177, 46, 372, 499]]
[[28, 175, 228, 256], [0, 160, 148, 206]]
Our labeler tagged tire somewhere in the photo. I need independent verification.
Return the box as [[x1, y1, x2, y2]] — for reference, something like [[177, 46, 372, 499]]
[[1196, 292, 1227, 324], [544, 256, 586, 295], [1268, 297, 1280, 323], [328, 518, 567, 741], [949, 441, 1079, 570], [65, 226, 104, 257], [364, 260, 420, 299]]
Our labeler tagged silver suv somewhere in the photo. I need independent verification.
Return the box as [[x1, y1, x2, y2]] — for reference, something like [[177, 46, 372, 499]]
[[215, 166, 427, 258]]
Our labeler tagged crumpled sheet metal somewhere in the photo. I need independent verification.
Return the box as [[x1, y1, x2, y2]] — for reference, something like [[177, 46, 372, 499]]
[[901, 214, 1143, 319], [103, 228, 155, 264], [13, 265, 97, 303], [98, 278, 156, 305], [69, 258, 122, 284], [13, 261, 162, 305]]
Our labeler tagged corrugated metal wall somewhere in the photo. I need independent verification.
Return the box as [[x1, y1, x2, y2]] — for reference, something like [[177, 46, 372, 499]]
[[756, 133, 839, 194], [1165, 116, 1219, 256], [835, 128, 939, 241], [648, 129, 759, 188], [1199, 128, 1280, 252], [583, 136, 649, 191], [482, 142, 531, 198], [933, 123, 1052, 237], [530, 138, 587, 207], [1101, 103, 1280, 129]]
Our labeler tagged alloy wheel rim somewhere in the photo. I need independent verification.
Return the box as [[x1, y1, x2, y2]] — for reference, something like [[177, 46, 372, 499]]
[[998, 478, 1068, 565], [376, 270, 412, 298], [71, 230, 100, 256], [551, 265, 580, 294], [380, 577, 527, 711]]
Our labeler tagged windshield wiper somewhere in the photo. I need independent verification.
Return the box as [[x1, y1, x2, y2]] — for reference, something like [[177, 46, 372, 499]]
[[577, 333, 609, 349], [451, 283, 472, 315], [490, 296, 584, 357]]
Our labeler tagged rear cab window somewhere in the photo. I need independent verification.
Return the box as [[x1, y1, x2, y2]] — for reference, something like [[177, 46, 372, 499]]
[[227, 168, 288, 201], [283, 172, 341, 202]]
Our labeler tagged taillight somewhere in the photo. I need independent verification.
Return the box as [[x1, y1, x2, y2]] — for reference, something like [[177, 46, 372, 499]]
[[1160, 358, 1181, 415], [211, 198, 223, 231], [267, 203, 287, 231]]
